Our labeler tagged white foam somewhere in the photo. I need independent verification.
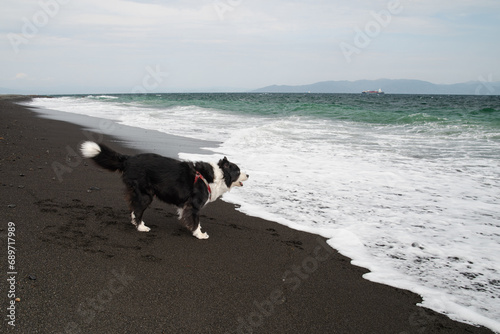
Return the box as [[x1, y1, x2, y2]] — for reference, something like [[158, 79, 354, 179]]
[[181, 114, 500, 332]]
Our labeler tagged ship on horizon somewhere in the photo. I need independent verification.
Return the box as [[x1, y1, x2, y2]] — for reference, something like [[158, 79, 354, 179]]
[[362, 88, 384, 95]]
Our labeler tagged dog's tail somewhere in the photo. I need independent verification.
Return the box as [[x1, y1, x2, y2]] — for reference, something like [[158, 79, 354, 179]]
[[80, 141, 129, 172]]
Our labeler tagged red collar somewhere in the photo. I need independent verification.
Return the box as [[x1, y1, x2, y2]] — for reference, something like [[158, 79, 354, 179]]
[[194, 171, 212, 198]]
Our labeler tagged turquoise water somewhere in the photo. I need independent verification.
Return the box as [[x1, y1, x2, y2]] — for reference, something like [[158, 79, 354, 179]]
[[69, 92, 500, 126], [30, 93, 500, 331]]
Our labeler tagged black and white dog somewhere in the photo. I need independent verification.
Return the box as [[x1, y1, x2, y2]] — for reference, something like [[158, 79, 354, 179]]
[[80, 141, 248, 239]]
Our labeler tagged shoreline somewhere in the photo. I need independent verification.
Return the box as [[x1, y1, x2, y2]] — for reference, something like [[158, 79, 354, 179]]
[[19, 96, 220, 159], [1, 96, 494, 333]]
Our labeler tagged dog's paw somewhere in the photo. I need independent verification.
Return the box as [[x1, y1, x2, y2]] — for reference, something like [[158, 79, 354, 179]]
[[192, 225, 209, 239], [194, 232, 209, 239], [137, 222, 151, 232], [195, 232, 209, 240]]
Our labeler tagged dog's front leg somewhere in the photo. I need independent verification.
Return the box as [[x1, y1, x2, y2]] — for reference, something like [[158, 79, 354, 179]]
[[192, 223, 209, 240], [189, 211, 209, 239], [178, 205, 209, 239]]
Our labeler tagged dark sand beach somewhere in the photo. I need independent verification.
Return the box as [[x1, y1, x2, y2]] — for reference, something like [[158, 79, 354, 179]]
[[1, 97, 493, 333]]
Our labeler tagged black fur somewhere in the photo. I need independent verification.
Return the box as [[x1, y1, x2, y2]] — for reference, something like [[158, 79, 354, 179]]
[[82, 142, 247, 236]]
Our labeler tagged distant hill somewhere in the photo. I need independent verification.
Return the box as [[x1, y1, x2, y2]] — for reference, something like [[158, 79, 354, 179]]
[[253, 79, 500, 95]]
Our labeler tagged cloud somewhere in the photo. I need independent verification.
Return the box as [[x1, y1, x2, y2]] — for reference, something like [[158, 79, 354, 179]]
[[14, 73, 28, 80]]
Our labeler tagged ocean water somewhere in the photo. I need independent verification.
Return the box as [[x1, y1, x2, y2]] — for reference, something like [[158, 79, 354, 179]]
[[28, 93, 500, 332]]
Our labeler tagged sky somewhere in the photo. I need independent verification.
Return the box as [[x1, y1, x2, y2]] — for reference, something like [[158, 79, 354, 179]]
[[1, 0, 500, 94]]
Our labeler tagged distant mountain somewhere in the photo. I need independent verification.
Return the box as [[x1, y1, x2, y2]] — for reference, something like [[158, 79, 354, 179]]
[[253, 79, 500, 95]]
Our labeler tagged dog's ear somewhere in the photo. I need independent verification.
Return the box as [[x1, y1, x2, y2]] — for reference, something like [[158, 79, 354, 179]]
[[219, 156, 230, 169]]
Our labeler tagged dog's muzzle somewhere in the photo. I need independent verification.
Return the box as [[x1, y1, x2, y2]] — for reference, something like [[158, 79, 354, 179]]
[[234, 173, 249, 187]]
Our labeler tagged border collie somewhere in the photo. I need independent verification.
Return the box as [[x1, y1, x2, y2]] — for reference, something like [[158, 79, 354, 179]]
[[80, 141, 248, 239]]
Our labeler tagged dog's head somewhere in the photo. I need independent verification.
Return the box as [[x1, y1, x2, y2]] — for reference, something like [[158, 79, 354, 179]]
[[218, 157, 249, 189]]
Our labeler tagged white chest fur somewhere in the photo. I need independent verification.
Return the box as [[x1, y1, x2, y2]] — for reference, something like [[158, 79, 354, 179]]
[[207, 162, 230, 203]]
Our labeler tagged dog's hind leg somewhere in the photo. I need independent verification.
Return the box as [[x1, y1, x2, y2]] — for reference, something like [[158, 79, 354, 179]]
[[130, 211, 150, 232], [178, 204, 209, 239], [127, 183, 153, 232]]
